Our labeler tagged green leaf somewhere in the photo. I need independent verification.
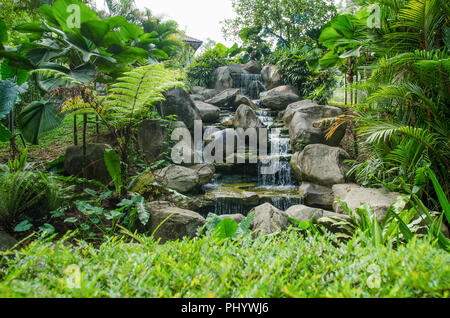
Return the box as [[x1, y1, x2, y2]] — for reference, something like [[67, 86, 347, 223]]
[[0, 79, 19, 120], [0, 123, 13, 142], [64, 217, 78, 223], [81, 20, 110, 46], [39, 223, 55, 235], [104, 148, 122, 195], [14, 220, 33, 232], [426, 167, 450, 223], [18, 100, 63, 145], [214, 218, 238, 239], [120, 22, 144, 42], [0, 19, 8, 44]]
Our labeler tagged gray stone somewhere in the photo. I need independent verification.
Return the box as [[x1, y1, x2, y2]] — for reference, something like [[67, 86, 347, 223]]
[[251, 203, 289, 235], [190, 94, 205, 101], [261, 65, 283, 90], [64, 143, 111, 183], [205, 88, 241, 107], [0, 230, 18, 251], [243, 60, 261, 74], [137, 120, 169, 162], [189, 164, 215, 185], [158, 87, 201, 133], [192, 86, 220, 100], [332, 184, 402, 221], [219, 214, 246, 224], [286, 102, 345, 151], [286, 204, 351, 223], [283, 100, 320, 126], [154, 165, 200, 194], [291, 144, 350, 186], [234, 94, 258, 110], [146, 201, 205, 243], [299, 182, 334, 210], [194, 101, 220, 123], [212, 66, 233, 91], [260, 85, 300, 110], [234, 104, 264, 130]]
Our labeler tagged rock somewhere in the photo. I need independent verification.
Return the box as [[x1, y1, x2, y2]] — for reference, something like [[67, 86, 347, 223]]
[[251, 203, 289, 235], [243, 60, 261, 74], [283, 100, 320, 126], [192, 86, 220, 100], [204, 185, 260, 207], [194, 101, 220, 123], [299, 182, 334, 210], [291, 144, 350, 186], [189, 164, 215, 185], [0, 230, 18, 251], [158, 87, 201, 133], [205, 88, 241, 108], [190, 94, 205, 101], [332, 184, 401, 221], [137, 120, 169, 162], [146, 202, 205, 243], [286, 204, 351, 223], [261, 65, 283, 90], [64, 143, 111, 183], [227, 63, 248, 74], [286, 102, 345, 151], [154, 165, 200, 194], [212, 66, 233, 91], [260, 85, 300, 110], [234, 104, 264, 130], [234, 94, 258, 110], [219, 214, 246, 223]]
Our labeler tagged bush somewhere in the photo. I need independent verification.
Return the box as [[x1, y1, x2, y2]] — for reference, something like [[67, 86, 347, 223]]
[[186, 47, 228, 88], [0, 230, 448, 297]]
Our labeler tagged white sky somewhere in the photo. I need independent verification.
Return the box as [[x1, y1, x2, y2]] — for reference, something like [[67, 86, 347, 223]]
[[96, 0, 237, 46]]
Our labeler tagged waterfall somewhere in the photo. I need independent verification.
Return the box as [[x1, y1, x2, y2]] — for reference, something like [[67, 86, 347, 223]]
[[231, 73, 266, 99]]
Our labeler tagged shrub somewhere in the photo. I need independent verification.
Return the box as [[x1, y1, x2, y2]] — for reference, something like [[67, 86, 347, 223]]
[[186, 47, 228, 87]]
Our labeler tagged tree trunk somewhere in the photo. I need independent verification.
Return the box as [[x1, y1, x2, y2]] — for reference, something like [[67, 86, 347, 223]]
[[82, 114, 88, 178]]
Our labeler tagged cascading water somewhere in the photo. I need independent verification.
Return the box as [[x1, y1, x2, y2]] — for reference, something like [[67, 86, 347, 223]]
[[199, 73, 302, 216]]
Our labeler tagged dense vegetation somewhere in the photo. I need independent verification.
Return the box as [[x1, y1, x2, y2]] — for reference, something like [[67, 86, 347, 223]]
[[0, 0, 448, 298]]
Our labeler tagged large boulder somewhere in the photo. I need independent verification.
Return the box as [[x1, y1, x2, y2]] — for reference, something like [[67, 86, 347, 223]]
[[64, 143, 111, 183], [251, 203, 289, 235], [260, 85, 300, 110], [299, 182, 334, 210], [332, 184, 401, 221], [243, 60, 261, 74], [158, 87, 201, 133], [0, 230, 17, 251], [189, 164, 216, 185], [212, 66, 234, 91], [234, 94, 258, 110], [192, 86, 220, 100], [205, 88, 241, 108], [234, 104, 264, 130], [137, 119, 169, 162], [283, 100, 319, 126], [261, 65, 283, 90], [286, 204, 351, 223], [287, 103, 345, 151], [194, 101, 220, 123], [291, 144, 350, 186], [154, 165, 200, 194], [146, 201, 205, 243]]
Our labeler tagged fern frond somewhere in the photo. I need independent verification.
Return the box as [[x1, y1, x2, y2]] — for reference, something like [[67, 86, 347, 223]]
[[30, 69, 83, 87]]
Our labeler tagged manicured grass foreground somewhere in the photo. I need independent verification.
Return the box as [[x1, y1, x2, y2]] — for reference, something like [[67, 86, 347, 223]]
[[0, 232, 449, 298]]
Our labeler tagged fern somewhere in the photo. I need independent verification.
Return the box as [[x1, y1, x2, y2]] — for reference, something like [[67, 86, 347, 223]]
[[101, 63, 183, 128], [30, 69, 83, 87]]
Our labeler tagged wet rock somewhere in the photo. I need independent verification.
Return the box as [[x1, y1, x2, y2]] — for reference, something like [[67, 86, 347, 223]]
[[192, 86, 220, 100], [194, 101, 220, 123], [261, 65, 283, 90], [299, 182, 334, 210], [146, 201, 205, 243], [234, 104, 264, 130], [251, 203, 289, 235], [64, 143, 111, 183], [291, 144, 350, 186], [189, 164, 216, 185], [260, 85, 300, 110], [205, 88, 241, 108], [332, 184, 402, 221], [234, 94, 258, 110]]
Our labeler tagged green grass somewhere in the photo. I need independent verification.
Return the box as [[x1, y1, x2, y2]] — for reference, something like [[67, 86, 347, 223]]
[[0, 231, 448, 298]]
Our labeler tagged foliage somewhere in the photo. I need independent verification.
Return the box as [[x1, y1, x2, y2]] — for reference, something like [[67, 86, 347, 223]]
[[223, 0, 337, 48], [0, 230, 448, 297], [198, 212, 254, 239], [0, 150, 72, 229]]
